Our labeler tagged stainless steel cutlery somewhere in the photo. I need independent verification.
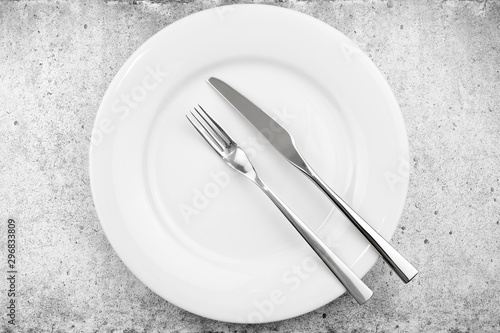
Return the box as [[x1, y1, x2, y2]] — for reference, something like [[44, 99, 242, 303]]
[[207, 77, 418, 284], [186, 105, 373, 304], [185, 77, 418, 304]]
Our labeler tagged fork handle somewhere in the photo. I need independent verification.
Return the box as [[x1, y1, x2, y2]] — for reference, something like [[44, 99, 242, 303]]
[[304, 167, 418, 283], [254, 177, 373, 304]]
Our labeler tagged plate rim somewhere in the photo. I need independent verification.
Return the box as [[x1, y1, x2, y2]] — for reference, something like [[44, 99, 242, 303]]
[[89, 3, 410, 323]]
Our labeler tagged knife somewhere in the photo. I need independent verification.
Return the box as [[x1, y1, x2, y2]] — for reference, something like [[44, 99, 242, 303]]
[[207, 77, 418, 283]]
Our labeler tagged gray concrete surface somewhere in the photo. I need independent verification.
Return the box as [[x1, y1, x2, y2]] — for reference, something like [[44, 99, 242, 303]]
[[1, 0, 499, 332]]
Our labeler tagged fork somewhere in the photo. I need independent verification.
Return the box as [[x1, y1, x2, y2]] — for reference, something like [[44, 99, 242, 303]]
[[186, 105, 373, 304]]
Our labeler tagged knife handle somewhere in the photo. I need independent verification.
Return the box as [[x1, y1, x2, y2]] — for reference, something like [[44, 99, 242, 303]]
[[254, 177, 373, 304], [304, 168, 418, 283]]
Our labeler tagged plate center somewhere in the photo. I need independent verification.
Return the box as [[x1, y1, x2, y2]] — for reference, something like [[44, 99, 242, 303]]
[[145, 58, 359, 263]]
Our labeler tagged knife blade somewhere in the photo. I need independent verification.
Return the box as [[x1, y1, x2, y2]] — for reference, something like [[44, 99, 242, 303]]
[[207, 77, 309, 172], [207, 76, 418, 283]]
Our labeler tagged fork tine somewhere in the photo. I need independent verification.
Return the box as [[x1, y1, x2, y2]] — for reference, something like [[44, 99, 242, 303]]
[[190, 109, 227, 149], [186, 113, 224, 154], [197, 104, 236, 144], [192, 106, 229, 148]]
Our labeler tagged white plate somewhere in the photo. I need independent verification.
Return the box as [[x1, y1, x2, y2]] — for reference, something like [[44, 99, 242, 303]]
[[89, 4, 409, 323]]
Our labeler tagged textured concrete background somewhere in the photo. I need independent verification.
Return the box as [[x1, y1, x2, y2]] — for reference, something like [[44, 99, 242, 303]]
[[1, 0, 499, 332]]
